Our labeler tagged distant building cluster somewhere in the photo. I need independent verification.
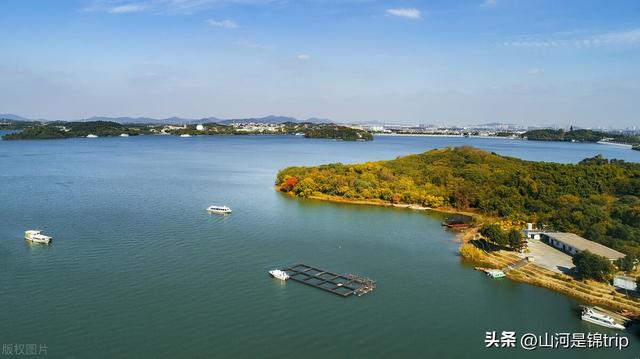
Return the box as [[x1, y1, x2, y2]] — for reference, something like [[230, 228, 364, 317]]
[[344, 123, 529, 137], [230, 122, 285, 133], [342, 123, 640, 137]]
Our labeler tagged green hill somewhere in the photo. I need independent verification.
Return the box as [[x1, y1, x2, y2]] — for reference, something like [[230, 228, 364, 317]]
[[276, 146, 640, 256], [302, 124, 373, 141], [523, 128, 640, 144], [2, 121, 141, 140]]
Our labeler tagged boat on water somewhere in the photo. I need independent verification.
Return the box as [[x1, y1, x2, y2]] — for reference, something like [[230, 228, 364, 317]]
[[207, 205, 232, 214], [179, 134, 191, 137], [581, 307, 626, 330], [485, 269, 505, 278], [24, 230, 52, 244], [120, 133, 129, 137], [269, 269, 290, 281], [86, 134, 98, 138], [442, 217, 472, 229]]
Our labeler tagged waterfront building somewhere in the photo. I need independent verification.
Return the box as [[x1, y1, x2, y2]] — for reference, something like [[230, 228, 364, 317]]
[[540, 232, 625, 262], [523, 223, 543, 240]]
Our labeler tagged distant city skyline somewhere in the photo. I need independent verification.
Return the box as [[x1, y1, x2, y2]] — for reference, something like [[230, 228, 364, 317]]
[[1, 0, 639, 127]]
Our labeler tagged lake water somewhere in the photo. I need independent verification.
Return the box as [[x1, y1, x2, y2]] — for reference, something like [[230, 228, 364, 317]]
[[1, 134, 639, 358]]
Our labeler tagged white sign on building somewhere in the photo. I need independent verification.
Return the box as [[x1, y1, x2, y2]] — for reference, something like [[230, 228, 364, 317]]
[[613, 276, 637, 291]]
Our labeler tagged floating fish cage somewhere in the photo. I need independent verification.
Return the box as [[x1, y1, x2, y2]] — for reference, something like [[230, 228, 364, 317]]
[[282, 263, 376, 297]]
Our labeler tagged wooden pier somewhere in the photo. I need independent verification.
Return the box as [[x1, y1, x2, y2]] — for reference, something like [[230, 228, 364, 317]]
[[282, 264, 375, 297]]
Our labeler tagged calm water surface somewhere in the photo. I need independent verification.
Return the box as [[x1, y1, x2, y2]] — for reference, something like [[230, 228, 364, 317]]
[[1, 134, 638, 358]]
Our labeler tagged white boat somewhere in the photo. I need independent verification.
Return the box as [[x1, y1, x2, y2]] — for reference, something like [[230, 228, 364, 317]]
[[86, 134, 98, 138], [485, 269, 505, 278], [269, 269, 289, 281], [24, 230, 52, 244], [207, 205, 232, 214], [581, 308, 625, 330], [120, 133, 129, 137], [179, 134, 191, 138]]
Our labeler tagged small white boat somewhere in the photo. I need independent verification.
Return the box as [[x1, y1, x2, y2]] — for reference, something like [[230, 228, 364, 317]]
[[485, 269, 505, 278], [207, 205, 232, 214], [120, 133, 129, 137], [581, 308, 626, 330], [86, 134, 98, 138], [269, 269, 290, 281], [179, 134, 191, 138], [24, 230, 52, 244]]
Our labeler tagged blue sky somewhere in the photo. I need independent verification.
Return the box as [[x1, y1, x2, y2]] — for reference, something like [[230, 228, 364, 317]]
[[1, 0, 639, 127]]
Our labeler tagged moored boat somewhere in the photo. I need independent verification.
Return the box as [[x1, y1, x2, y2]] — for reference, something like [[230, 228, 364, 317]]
[[442, 217, 472, 229], [269, 269, 290, 281], [485, 269, 505, 278], [581, 307, 626, 330], [179, 134, 191, 137], [207, 205, 232, 214], [86, 134, 98, 138], [24, 230, 52, 244]]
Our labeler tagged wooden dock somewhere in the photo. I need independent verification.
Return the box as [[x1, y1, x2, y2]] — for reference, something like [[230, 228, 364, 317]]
[[282, 264, 375, 297]]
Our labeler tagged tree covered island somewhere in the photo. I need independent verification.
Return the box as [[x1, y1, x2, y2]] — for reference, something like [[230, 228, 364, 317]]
[[276, 146, 640, 256], [276, 146, 640, 311], [523, 128, 640, 145], [1, 121, 373, 142], [2, 121, 143, 139]]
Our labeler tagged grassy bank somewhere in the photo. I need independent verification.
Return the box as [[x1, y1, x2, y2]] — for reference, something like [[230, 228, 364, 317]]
[[468, 247, 640, 315]]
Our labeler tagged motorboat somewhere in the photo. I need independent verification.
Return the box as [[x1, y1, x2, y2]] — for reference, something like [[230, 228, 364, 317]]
[[207, 205, 232, 214], [485, 269, 505, 278], [581, 307, 626, 330], [269, 269, 289, 281], [24, 230, 52, 244]]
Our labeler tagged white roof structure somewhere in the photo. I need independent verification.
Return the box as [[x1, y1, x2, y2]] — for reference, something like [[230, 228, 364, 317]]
[[544, 232, 625, 261]]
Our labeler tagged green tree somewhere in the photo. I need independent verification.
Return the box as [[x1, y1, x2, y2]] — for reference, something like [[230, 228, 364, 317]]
[[480, 224, 508, 247], [507, 229, 523, 249], [572, 250, 615, 282], [616, 254, 636, 273]]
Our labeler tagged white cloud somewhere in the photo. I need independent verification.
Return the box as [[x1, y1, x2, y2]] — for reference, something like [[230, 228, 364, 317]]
[[589, 29, 640, 46], [296, 54, 311, 60], [108, 4, 147, 13], [207, 19, 238, 29], [481, 0, 497, 7], [385, 8, 421, 20], [235, 40, 273, 50], [84, 0, 260, 14], [501, 28, 640, 49]]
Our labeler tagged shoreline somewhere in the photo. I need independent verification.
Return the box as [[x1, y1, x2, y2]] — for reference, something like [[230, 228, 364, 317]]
[[374, 133, 522, 140], [277, 189, 640, 315], [277, 188, 483, 220], [374, 133, 637, 148]]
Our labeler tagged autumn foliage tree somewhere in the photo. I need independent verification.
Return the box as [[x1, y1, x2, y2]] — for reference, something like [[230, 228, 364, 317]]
[[279, 176, 299, 192]]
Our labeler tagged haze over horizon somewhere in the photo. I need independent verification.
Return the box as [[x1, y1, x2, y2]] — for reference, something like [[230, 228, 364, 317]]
[[1, 0, 639, 127]]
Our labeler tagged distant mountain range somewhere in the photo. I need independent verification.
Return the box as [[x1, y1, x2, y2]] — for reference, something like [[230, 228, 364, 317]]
[[0, 114, 334, 125], [0, 114, 39, 122]]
